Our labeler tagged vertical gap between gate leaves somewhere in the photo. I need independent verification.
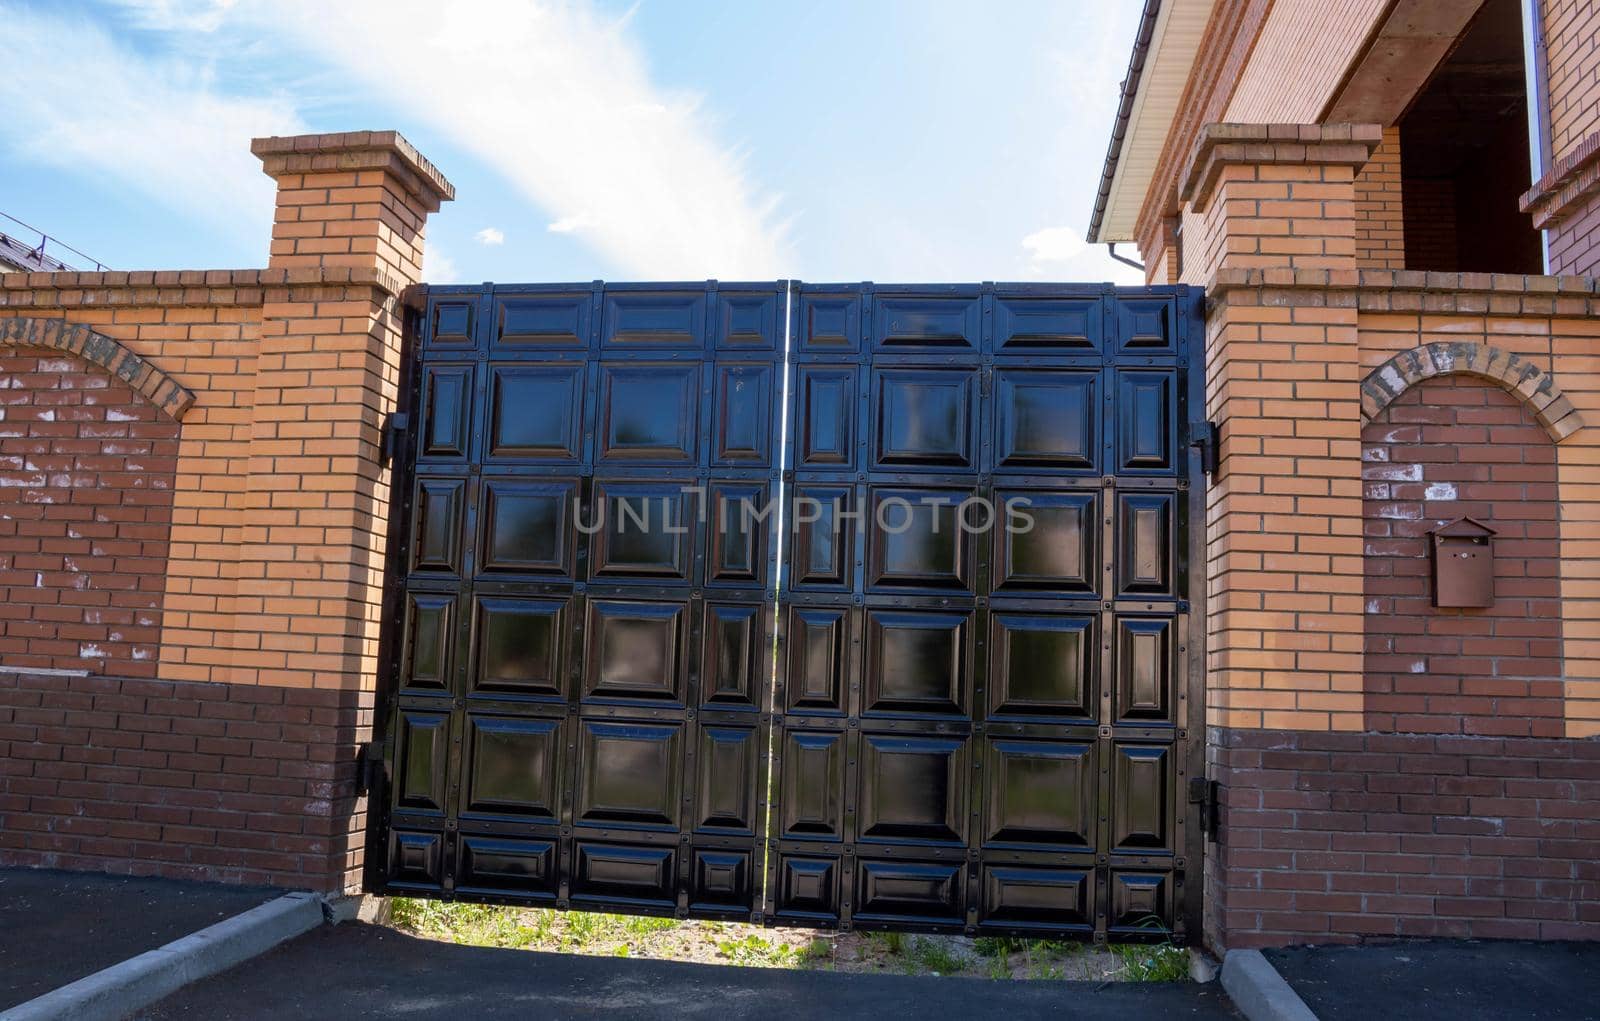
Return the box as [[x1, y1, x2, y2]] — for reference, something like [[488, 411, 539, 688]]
[[757, 280, 794, 922]]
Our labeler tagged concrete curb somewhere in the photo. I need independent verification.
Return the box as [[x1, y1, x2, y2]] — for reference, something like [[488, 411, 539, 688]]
[[1221, 949, 1320, 1021], [0, 891, 325, 1021]]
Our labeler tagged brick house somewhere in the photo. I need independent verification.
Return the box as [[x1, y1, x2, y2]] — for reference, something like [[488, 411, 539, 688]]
[[1088, 0, 1600, 947], [0, 3, 1596, 954]]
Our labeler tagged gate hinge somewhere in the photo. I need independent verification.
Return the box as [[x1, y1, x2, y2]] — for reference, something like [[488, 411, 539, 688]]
[[382, 412, 411, 465], [1188, 777, 1220, 839], [358, 740, 388, 797], [1189, 421, 1219, 476]]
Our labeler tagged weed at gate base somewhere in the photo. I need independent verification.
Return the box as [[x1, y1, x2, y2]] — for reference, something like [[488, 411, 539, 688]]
[[386, 899, 1172, 982], [1112, 942, 1190, 982]]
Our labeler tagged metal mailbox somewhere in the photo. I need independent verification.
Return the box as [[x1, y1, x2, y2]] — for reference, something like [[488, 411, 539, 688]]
[[1431, 516, 1495, 608]]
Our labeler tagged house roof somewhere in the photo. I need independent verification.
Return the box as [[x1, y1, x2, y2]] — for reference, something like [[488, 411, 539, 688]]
[[0, 230, 77, 274], [1086, 0, 1216, 244], [0, 211, 106, 275]]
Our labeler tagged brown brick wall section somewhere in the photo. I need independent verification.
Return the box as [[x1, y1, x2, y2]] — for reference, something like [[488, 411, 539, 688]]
[[1525, 0, 1600, 274], [0, 349, 180, 676], [1543, 0, 1600, 159], [1204, 291, 1367, 732], [1208, 726, 1600, 949], [1354, 127, 1405, 270], [1363, 377, 1566, 738], [0, 284, 380, 688], [0, 670, 370, 891], [1223, 0, 1389, 122], [1547, 186, 1600, 276], [1179, 124, 1381, 283], [0, 131, 453, 893], [1404, 177, 1460, 272], [1210, 269, 1600, 739], [1192, 128, 1382, 733]]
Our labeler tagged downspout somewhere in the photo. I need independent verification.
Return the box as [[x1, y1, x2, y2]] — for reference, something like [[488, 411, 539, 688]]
[[1106, 243, 1146, 274], [1521, 0, 1553, 271]]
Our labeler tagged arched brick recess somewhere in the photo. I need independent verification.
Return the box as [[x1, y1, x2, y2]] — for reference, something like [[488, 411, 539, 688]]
[[1362, 376, 1565, 737], [0, 317, 196, 422], [1360, 342, 1585, 442], [0, 346, 180, 676]]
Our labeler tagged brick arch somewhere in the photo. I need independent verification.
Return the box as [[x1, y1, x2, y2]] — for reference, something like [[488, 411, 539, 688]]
[[1360, 341, 1585, 442], [0, 344, 181, 676], [1361, 375, 1565, 738], [0, 316, 195, 421]]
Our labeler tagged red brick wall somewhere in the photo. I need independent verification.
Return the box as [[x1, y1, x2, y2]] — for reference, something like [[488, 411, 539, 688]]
[[1401, 176, 1458, 271], [1362, 377, 1565, 739], [1354, 128, 1404, 270], [1210, 727, 1600, 947], [1548, 188, 1600, 275], [0, 670, 369, 891], [0, 349, 179, 676]]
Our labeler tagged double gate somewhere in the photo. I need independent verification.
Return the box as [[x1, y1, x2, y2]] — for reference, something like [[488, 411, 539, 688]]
[[370, 280, 1205, 944]]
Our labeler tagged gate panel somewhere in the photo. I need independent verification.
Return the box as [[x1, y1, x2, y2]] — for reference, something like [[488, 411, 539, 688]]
[[766, 283, 1202, 943], [375, 278, 1203, 942], [377, 282, 782, 919]]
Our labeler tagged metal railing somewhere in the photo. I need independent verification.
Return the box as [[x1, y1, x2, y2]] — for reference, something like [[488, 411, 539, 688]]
[[0, 210, 108, 273]]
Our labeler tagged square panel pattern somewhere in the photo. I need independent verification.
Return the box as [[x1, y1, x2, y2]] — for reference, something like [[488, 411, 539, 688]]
[[383, 282, 1198, 945], [385, 284, 782, 922], [774, 284, 1195, 941]]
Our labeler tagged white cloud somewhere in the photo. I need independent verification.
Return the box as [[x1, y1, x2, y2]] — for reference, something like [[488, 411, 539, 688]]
[[1021, 226, 1088, 265], [106, 0, 239, 32], [0, 3, 302, 243], [474, 227, 505, 246], [423, 242, 460, 284], [249, 1, 790, 278], [546, 214, 591, 235]]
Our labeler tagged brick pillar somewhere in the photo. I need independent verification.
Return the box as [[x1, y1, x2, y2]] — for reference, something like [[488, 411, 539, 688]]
[[248, 133, 452, 887], [1184, 124, 1380, 738], [1180, 123, 1380, 280], [240, 132, 452, 695], [1181, 124, 1381, 948], [1143, 217, 1182, 284], [1354, 127, 1404, 269], [256, 131, 449, 281]]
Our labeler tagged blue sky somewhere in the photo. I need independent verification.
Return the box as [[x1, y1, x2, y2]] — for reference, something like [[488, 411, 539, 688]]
[[1, 0, 1144, 285]]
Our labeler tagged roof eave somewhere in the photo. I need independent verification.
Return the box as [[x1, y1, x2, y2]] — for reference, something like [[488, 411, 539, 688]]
[[1086, 0, 1214, 246]]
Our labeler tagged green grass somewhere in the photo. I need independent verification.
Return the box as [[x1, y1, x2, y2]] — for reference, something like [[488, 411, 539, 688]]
[[389, 899, 1190, 984], [869, 931, 910, 956], [910, 937, 967, 975], [388, 899, 681, 953], [798, 937, 835, 968], [716, 933, 796, 967], [1112, 942, 1190, 982], [974, 935, 1017, 958]]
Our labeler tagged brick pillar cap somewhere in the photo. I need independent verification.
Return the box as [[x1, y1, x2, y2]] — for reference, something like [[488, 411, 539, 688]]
[[1180, 122, 1383, 213], [251, 130, 456, 212]]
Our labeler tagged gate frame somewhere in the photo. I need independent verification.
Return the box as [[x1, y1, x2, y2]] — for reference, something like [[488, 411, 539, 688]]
[[364, 280, 1210, 945]]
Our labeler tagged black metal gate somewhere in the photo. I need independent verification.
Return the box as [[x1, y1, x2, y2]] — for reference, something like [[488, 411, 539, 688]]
[[371, 280, 1205, 944]]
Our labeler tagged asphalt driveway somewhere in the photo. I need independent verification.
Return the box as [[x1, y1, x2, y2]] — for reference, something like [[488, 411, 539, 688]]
[[0, 867, 278, 1010], [135, 923, 1239, 1020], [1265, 940, 1600, 1021]]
